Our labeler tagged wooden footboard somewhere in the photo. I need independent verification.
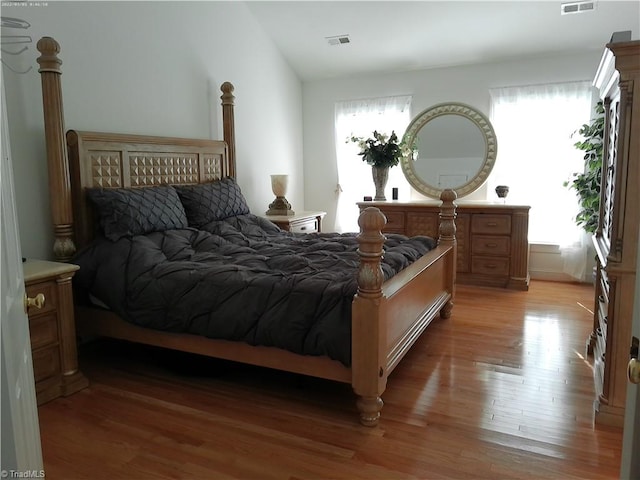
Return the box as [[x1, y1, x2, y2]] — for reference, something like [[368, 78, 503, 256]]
[[352, 189, 457, 426]]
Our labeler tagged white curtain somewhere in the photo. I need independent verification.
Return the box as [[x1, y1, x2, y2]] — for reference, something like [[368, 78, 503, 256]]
[[334, 95, 412, 232], [489, 81, 593, 280]]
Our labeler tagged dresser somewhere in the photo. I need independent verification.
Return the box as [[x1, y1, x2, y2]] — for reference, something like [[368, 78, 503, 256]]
[[24, 259, 88, 405], [265, 211, 326, 234], [357, 201, 530, 290], [588, 40, 639, 427]]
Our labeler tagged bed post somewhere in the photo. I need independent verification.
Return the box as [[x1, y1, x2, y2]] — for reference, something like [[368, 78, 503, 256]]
[[438, 188, 457, 318], [220, 82, 236, 178], [352, 207, 387, 427], [37, 37, 75, 261]]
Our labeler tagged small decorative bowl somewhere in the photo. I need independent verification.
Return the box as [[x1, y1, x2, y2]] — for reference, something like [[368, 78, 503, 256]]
[[495, 185, 509, 199]]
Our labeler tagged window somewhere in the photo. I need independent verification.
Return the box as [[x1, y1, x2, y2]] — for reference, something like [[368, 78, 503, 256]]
[[489, 81, 593, 246], [334, 95, 411, 232]]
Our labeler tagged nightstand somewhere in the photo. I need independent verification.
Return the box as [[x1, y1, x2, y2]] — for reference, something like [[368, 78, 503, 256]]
[[265, 211, 326, 234], [23, 259, 88, 405]]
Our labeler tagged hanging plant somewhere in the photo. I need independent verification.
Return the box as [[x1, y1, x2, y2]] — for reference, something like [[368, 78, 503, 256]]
[[564, 101, 605, 234]]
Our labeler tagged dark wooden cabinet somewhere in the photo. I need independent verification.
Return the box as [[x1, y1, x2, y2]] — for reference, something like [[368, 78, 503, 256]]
[[588, 40, 640, 427]]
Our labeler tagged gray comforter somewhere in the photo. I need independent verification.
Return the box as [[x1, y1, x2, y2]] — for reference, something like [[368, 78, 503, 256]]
[[72, 214, 435, 366]]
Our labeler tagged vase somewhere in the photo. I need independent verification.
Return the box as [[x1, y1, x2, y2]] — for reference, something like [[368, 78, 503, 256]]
[[495, 185, 509, 199], [372, 166, 389, 201]]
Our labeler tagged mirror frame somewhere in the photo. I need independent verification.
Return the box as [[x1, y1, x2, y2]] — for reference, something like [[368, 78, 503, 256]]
[[401, 102, 497, 199]]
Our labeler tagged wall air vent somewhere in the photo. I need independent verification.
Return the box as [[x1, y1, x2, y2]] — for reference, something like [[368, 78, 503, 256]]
[[561, 1, 596, 15], [326, 35, 351, 46]]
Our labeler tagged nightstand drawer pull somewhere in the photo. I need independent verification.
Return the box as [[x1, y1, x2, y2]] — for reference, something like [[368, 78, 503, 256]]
[[24, 292, 45, 313]]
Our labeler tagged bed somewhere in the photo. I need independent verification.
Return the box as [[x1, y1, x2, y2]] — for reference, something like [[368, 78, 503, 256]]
[[36, 36, 458, 426]]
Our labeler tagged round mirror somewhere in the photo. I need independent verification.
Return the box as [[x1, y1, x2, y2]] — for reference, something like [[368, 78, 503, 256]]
[[401, 102, 497, 199]]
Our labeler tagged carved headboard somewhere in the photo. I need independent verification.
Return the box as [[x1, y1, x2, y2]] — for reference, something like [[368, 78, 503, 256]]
[[66, 131, 232, 251], [37, 36, 237, 261]]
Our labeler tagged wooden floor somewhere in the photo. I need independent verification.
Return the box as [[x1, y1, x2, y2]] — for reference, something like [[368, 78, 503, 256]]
[[38, 281, 623, 479]]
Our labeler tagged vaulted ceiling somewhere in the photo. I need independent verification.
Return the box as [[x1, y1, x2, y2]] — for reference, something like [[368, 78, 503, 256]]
[[246, 1, 640, 81]]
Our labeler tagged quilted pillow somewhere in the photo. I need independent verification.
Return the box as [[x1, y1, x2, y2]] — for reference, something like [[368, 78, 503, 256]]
[[175, 177, 250, 227], [87, 185, 189, 241]]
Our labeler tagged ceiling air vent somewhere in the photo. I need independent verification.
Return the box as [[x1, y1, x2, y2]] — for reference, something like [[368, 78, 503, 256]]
[[561, 1, 596, 15], [326, 35, 350, 46]]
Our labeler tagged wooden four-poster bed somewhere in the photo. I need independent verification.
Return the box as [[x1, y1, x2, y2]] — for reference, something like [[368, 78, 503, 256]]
[[36, 36, 457, 426]]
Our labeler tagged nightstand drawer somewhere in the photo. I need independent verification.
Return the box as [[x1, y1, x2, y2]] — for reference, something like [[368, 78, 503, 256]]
[[32, 346, 61, 383], [290, 219, 318, 234], [29, 313, 59, 350], [471, 215, 511, 235], [472, 235, 510, 255], [471, 256, 510, 276], [25, 280, 57, 316], [265, 211, 325, 234]]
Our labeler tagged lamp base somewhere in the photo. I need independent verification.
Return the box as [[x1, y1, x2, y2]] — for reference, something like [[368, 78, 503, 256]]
[[266, 196, 295, 216]]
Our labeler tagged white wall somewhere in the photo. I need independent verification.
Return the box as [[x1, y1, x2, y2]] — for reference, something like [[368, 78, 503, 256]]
[[2, 1, 303, 260], [303, 51, 603, 234]]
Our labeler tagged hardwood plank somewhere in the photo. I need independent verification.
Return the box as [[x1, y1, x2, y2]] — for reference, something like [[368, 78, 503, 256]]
[[37, 280, 623, 479]]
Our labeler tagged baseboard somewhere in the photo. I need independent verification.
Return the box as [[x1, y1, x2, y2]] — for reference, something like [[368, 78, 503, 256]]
[[529, 270, 585, 283]]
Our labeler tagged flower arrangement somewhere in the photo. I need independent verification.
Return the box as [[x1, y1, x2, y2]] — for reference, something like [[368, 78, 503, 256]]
[[347, 130, 405, 169]]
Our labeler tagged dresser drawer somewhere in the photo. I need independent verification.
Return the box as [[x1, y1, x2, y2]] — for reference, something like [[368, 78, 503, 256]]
[[406, 212, 438, 238], [599, 268, 609, 302], [471, 256, 510, 276], [595, 326, 606, 356], [290, 219, 317, 234], [597, 301, 608, 341], [381, 211, 405, 232], [593, 353, 605, 398], [456, 214, 470, 272], [471, 214, 511, 235], [29, 313, 59, 350], [471, 235, 510, 256]]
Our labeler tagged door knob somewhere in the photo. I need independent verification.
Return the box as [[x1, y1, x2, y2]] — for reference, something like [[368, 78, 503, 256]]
[[629, 336, 640, 385], [23, 292, 45, 313]]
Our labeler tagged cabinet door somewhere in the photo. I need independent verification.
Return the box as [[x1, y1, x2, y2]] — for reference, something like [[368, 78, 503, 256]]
[[598, 97, 620, 259]]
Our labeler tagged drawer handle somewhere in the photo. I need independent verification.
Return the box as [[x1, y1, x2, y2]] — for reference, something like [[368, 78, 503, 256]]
[[484, 264, 498, 269], [486, 222, 498, 227], [24, 292, 45, 313], [599, 295, 606, 303], [485, 243, 498, 248]]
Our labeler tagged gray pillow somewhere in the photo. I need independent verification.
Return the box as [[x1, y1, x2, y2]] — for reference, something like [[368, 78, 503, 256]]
[[175, 177, 250, 228], [87, 185, 188, 241]]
